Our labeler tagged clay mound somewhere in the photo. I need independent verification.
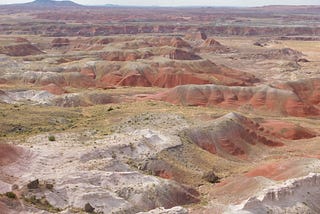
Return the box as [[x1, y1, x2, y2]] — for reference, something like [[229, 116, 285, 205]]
[[52, 92, 120, 107], [0, 89, 54, 105], [297, 58, 310, 62], [51, 37, 113, 51], [51, 37, 70, 47], [273, 78, 320, 107], [170, 37, 191, 49], [261, 120, 316, 140], [142, 159, 174, 180], [100, 50, 153, 61], [215, 65, 258, 86], [41, 83, 66, 95], [14, 37, 30, 43], [67, 37, 104, 51], [0, 43, 43, 56], [97, 37, 112, 45], [151, 67, 210, 88], [145, 36, 174, 47], [185, 31, 207, 41], [80, 67, 96, 79], [100, 68, 210, 88], [0, 90, 13, 103], [184, 112, 283, 159], [151, 84, 319, 117], [64, 72, 96, 88], [0, 144, 23, 166], [6, 70, 96, 89], [12, 71, 67, 87], [134, 182, 199, 210], [161, 48, 201, 60], [244, 48, 304, 61], [99, 59, 258, 88], [122, 40, 153, 50], [201, 38, 222, 47], [199, 38, 230, 53]]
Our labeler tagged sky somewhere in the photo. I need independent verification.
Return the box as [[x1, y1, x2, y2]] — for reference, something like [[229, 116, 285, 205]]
[[1, 0, 320, 6]]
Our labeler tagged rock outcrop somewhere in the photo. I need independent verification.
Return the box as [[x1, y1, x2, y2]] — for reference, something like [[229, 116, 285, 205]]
[[238, 173, 320, 214]]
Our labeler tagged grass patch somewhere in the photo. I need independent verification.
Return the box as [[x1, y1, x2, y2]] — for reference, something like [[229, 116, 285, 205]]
[[5, 192, 17, 199], [23, 195, 61, 213]]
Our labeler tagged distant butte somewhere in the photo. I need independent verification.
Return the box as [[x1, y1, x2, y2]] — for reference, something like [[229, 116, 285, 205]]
[[22, 0, 81, 7]]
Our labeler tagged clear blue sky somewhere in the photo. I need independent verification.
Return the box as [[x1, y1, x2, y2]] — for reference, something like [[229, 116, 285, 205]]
[[1, 0, 320, 6]]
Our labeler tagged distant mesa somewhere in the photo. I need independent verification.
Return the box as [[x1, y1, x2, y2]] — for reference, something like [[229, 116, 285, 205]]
[[104, 4, 121, 7], [26, 0, 81, 7]]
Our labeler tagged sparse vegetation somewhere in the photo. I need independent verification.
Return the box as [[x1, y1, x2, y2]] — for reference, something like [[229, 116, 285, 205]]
[[5, 191, 17, 199], [45, 183, 54, 190], [111, 151, 117, 159], [202, 171, 220, 184], [0, 4, 319, 213], [48, 135, 56, 141], [23, 195, 61, 213]]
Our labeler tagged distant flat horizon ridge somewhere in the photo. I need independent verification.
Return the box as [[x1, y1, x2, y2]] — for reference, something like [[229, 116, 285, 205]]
[[1, 0, 320, 7]]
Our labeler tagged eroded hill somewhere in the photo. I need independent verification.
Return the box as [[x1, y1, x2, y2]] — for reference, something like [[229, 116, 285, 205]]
[[0, 3, 320, 214]]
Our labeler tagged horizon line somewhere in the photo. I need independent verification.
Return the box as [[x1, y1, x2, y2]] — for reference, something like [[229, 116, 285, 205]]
[[1, 0, 320, 7]]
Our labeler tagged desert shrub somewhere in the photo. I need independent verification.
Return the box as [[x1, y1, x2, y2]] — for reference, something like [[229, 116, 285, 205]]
[[5, 192, 17, 199], [48, 135, 56, 141], [111, 151, 117, 159], [202, 171, 220, 183]]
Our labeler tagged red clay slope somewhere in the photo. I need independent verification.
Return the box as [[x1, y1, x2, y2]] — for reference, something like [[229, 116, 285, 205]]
[[99, 60, 258, 88], [273, 78, 320, 107], [261, 120, 317, 140], [150, 84, 319, 117], [0, 144, 23, 166], [244, 159, 317, 181], [185, 112, 283, 160]]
